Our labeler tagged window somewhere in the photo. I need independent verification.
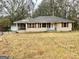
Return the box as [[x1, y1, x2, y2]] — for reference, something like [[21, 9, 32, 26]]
[[62, 23, 69, 27], [42, 23, 46, 28], [52, 24, 53, 28], [47, 23, 51, 28], [38, 23, 41, 28], [31, 23, 35, 28], [27, 23, 36, 28]]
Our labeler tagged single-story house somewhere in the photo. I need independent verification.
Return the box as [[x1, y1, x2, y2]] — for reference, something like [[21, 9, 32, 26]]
[[11, 16, 74, 32]]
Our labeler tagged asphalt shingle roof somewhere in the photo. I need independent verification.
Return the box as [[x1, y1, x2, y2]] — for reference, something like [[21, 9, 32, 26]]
[[14, 16, 74, 23]]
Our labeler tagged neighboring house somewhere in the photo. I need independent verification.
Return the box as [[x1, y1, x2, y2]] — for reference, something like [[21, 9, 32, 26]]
[[11, 16, 74, 32]]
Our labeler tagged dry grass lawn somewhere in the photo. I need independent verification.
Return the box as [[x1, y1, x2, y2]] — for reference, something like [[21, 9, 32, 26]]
[[0, 32, 79, 59]]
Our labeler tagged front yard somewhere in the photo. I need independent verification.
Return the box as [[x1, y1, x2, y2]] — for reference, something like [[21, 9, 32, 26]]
[[0, 32, 79, 59]]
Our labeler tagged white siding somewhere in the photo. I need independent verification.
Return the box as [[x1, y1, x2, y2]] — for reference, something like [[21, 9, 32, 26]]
[[11, 25, 18, 31], [56, 23, 72, 31]]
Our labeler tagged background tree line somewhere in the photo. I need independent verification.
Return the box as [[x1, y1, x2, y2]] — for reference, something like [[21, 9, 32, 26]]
[[0, 0, 79, 30], [33, 0, 79, 20], [33, 0, 79, 30]]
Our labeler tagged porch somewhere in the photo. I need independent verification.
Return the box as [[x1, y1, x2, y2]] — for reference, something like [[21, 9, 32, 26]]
[[16, 23, 55, 32]]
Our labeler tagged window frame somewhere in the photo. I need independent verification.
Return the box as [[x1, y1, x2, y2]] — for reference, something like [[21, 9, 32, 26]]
[[38, 23, 41, 28], [62, 22, 69, 27], [42, 23, 47, 28], [47, 23, 51, 28]]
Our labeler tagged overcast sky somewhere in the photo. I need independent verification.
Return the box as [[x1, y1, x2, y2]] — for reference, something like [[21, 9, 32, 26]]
[[33, 0, 72, 9], [33, 0, 43, 9]]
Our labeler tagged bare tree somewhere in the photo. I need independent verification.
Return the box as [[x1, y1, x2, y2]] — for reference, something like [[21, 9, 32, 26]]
[[0, 0, 35, 21]]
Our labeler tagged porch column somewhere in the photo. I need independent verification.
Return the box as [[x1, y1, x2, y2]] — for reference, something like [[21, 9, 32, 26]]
[[26, 23, 27, 30], [36, 23, 38, 28], [16, 23, 18, 30], [41, 23, 42, 28]]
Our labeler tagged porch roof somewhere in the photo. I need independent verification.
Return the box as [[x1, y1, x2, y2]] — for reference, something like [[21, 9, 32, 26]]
[[14, 16, 74, 23]]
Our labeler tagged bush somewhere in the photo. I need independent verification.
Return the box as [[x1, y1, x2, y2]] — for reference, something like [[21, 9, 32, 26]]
[[0, 18, 12, 31]]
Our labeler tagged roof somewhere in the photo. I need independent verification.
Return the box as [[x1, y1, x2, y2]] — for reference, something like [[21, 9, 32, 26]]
[[14, 18, 33, 23], [14, 16, 74, 23]]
